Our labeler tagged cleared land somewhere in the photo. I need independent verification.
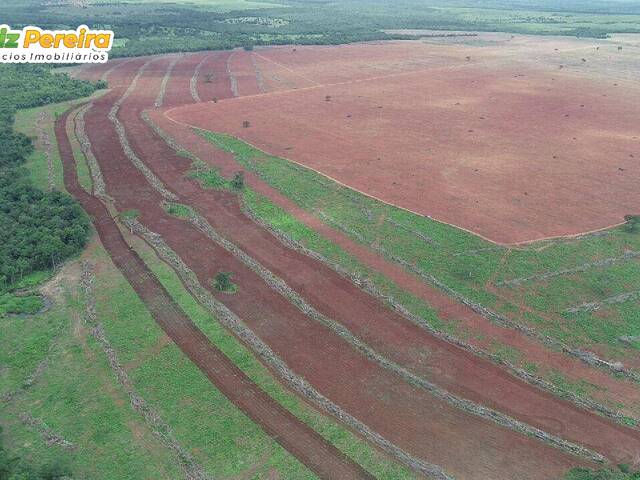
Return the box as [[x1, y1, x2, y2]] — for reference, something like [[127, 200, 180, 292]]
[[168, 40, 640, 244], [55, 103, 374, 480], [56, 36, 640, 478]]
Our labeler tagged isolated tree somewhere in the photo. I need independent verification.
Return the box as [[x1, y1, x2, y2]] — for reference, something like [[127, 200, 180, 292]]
[[242, 120, 250, 128], [325, 95, 332, 102], [231, 171, 245, 191], [212, 97, 218, 103], [204, 73, 214, 83], [213, 272, 237, 293]]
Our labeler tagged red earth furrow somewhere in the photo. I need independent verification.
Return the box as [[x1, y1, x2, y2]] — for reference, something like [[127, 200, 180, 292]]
[[84, 57, 594, 480], [228, 50, 262, 96], [56, 101, 375, 480], [151, 103, 640, 421], [120, 56, 640, 466], [195, 51, 234, 102], [161, 52, 209, 107]]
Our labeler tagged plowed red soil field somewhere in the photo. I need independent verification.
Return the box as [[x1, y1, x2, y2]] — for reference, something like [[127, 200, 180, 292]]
[[149, 104, 640, 417], [168, 42, 640, 244], [56, 103, 373, 480], [71, 41, 640, 479], [120, 50, 640, 469], [65, 39, 640, 479]]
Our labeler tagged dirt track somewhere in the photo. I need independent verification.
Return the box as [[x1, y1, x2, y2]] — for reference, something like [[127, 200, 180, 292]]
[[70, 47, 640, 478], [55, 104, 375, 480]]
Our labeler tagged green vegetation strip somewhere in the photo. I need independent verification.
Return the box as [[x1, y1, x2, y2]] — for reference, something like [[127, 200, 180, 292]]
[[197, 130, 640, 363], [147, 115, 636, 424], [161, 201, 605, 463]]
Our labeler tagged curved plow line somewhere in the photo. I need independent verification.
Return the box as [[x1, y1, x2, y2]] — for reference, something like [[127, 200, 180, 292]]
[[226, 51, 239, 98], [72, 103, 107, 198], [19, 413, 74, 451], [101, 57, 135, 83], [567, 290, 640, 314], [123, 217, 453, 480], [171, 201, 606, 464], [250, 52, 266, 93], [145, 110, 639, 430], [156, 54, 183, 108], [190, 53, 209, 103], [497, 250, 640, 288], [108, 58, 178, 202]]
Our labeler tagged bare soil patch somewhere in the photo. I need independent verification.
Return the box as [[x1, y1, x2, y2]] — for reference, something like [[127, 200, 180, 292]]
[[169, 41, 640, 244]]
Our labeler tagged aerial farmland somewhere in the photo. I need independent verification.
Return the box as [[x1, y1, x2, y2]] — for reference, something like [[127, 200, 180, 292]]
[[1, 1, 640, 479]]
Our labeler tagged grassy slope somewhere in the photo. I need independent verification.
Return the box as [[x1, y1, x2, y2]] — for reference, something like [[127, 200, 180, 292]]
[[198, 131, 640, 363]]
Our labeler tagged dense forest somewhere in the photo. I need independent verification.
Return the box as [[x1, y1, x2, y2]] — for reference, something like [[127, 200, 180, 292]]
[[0, 65, 101, 292]]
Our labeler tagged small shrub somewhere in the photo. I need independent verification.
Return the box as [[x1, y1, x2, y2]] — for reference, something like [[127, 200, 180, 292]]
[[231, 171, 245, 191], [0, 293, 44, 316], [213, 272, 238, 293], [242, 120, 250, 128], [623, 215, 640, 233], [165, 202, 191, 218]]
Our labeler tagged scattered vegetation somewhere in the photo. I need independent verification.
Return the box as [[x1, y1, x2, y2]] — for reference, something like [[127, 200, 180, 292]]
[[164, 202, 192, 219], [0, 293, 44, 317], [4, 0, 640, 59], [0, 426, 71, 480], [231, 171, 245, 191]]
